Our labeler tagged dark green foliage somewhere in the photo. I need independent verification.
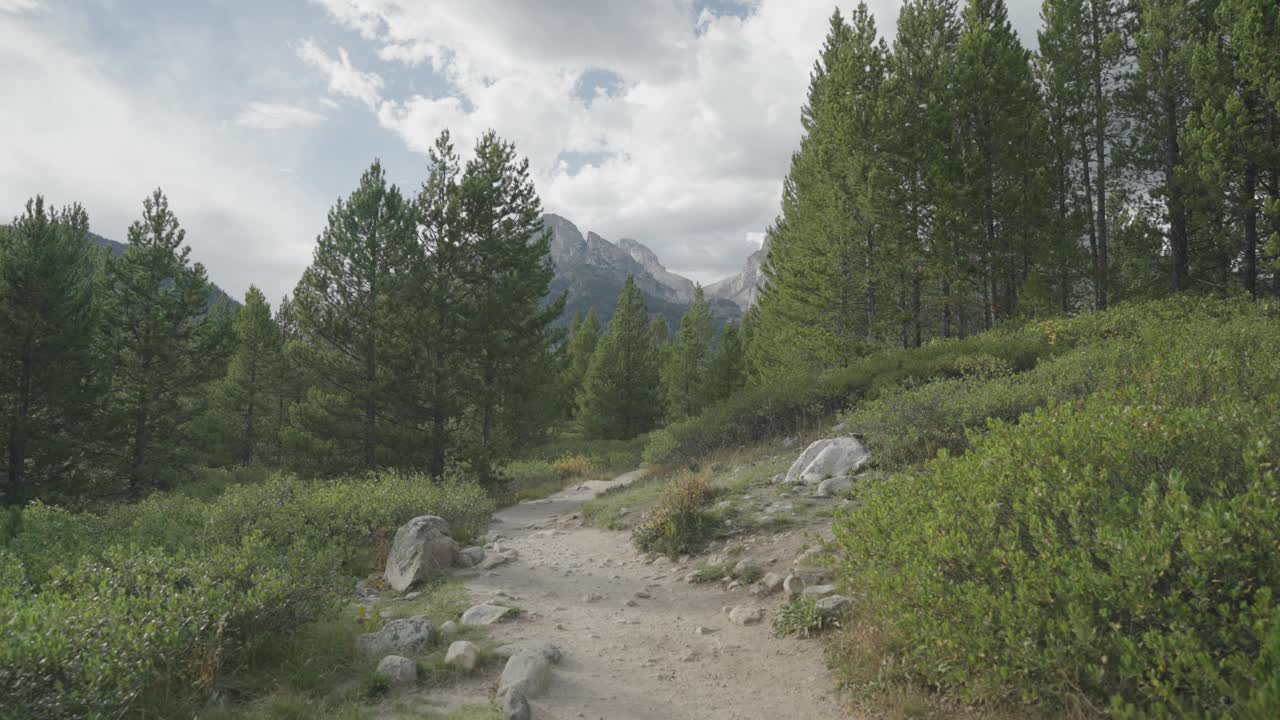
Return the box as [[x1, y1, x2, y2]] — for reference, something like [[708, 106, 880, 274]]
[[577, 275, 663, 439], [99, 190, 223, 497], [285, 161, 416, 476], [207, 286, 281, 466], [562, 309, 600, 416], [834, 298, 1280, 715], [708, 322, 746, 403], [0, 471, 492, 718], [661, 286, 714, 420], [0, 198, 98, 506]]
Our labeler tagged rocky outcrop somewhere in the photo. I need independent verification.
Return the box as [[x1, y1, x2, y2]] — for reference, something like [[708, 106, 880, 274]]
[[705, 242, 766, 311], [784, 438, 871, 485], [384, 516, 458, 592]]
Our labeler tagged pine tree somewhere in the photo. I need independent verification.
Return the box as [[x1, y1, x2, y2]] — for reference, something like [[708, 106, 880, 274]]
[[287, 161, 416, 475], [457, 131, 565, 480], [955, 0, 1051, 323], [1124, 0, 1216, 292], [562, 308, 600, 416], [1185, 0, 1280, 297], [662, 286, 714, 420], [709, 322, 747, 404], [405, 131, 469, 476], [210, 287, 280, 466], [100, 189, 216, 496], [0, 198, 98, 505], [577, 275, 661, 439]]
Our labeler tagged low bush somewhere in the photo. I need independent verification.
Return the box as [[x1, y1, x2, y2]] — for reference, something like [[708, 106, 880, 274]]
[[519, 435, 645, 475], [834, 298, 1280, 716], [631, 471, 720, 557], [0, 470, 493, 719], [550, 453, 594, 478], [773, 595, 839, 638]]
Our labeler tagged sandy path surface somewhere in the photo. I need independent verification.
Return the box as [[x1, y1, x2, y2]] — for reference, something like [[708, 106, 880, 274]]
[[463, 470, 846, 720]]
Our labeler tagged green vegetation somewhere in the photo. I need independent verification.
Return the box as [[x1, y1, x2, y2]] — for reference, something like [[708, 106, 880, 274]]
[[0, 472, 492, 718], [631, 470, 721, 557], [773, 595, 838, 638], [832, 298, 1280, 716]]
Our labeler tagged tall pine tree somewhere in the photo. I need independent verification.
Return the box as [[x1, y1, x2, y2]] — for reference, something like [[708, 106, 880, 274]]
[[577, 275, 661, 439], [100, 190, 216, 496], [0, 198, 98, 504]]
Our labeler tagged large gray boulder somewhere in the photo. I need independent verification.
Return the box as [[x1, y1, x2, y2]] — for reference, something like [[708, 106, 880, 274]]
[[784, 438, 870, 485], [376, 655, 418, 689], [503, 688, 532, 720], [445, 640, 480, 671], [384, 516, 458, 592], [357, 616, 434, 656], [498, 650, 553, 698]]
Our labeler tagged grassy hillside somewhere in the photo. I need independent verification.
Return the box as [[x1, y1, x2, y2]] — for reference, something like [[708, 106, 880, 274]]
[[635, 295, 1280, 717]]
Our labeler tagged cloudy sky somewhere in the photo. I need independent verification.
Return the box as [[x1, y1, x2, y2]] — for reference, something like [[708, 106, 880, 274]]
[[0, 0, 1041, 299]]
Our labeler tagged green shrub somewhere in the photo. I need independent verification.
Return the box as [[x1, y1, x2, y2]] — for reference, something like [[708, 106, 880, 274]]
[[647, 330, 1055, 465], [550, 453, 594, 478], [836, 392, 1280, 715], [0, 470, 493, 718], [773, 595, 839, 638], [631, 471, 720, 557]]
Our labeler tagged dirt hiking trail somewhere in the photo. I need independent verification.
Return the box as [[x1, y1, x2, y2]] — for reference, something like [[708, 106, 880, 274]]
[[463, 469, 846, 719]]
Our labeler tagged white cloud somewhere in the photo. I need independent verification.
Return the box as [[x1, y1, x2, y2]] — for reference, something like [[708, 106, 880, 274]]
[[303, 0, 853, 278], [0, 0, 41, 14], [296, 38, 384, 109], [235, 101, 327, 130], [0, 13, 327, 301]]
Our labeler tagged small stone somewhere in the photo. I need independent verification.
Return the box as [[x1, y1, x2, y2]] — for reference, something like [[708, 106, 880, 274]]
[[376, 655, 418, 689], [783, 574, 805, 598], [461, 604, 514, 625], [356, 616, 433, 656], [815, 594, 852, 614], [582, 593, 603, 603], [694, 626, 716, 636], [801, 584, 837, 599], [498, 650, 553, 698], [403, 591, 422, 601], [445, 640, 480, 671], [625, 599, 638, 607], [756, 572, 785, 595], [728, 606, 765, 626], [635, 590, 651, 599], [438, 620, 458, 637]]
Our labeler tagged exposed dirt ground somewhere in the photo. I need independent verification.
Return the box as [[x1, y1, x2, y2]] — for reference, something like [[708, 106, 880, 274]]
[[456, 469, 847, 720]]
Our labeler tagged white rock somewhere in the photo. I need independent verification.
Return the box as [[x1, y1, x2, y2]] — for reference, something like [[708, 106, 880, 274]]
[[445, 640, 480, 671], [357, 616, 433, 656], [376, 655, 418, 688], [727, 606, 765, 626], [438, 620, 458, 638], [801, 584, 837, 599], [461, 604, 514, 626], [478, 552, 515, 570], [783, 574, 805, 598], [384, 516, 457, 592], [784, 437, 871, 485]]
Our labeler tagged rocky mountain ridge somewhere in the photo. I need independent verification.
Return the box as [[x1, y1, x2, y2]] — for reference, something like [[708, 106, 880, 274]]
[[543, 214, 760, 330]]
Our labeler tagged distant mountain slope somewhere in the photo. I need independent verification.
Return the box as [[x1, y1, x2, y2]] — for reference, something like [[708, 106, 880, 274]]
[[544, 214, 742, 331], [87, 231, 239, 308], [705, 242, 765, 311]]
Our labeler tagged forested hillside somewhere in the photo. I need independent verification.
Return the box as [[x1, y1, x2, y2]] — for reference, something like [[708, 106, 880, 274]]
[[746, 0, 1279, 383]]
